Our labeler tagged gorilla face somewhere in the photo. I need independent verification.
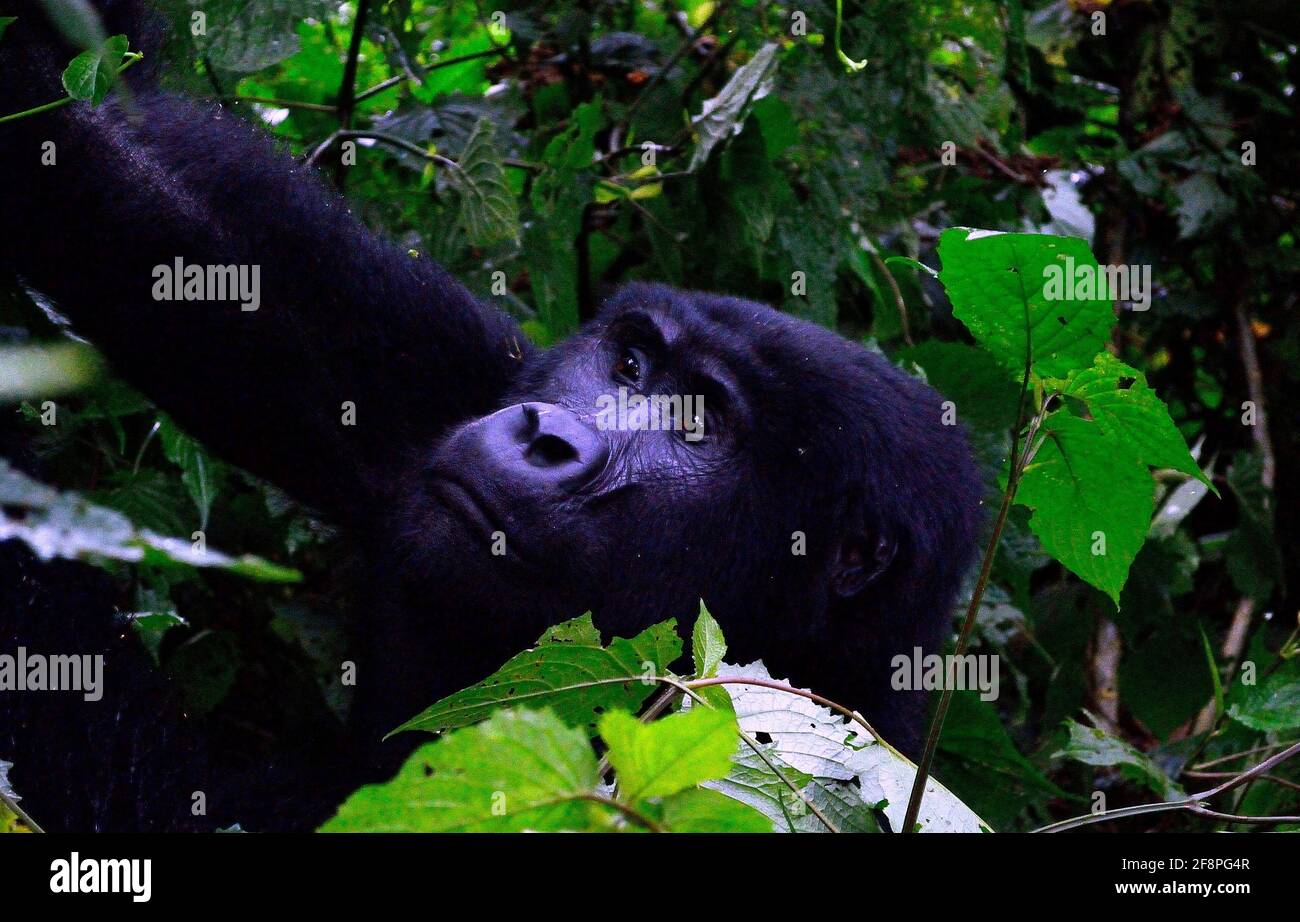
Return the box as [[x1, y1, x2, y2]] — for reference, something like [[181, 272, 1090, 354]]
[[403, 281, 980, 674], [411, 284, 763, 627]]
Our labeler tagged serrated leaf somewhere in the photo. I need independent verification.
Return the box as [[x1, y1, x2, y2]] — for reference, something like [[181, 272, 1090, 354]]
[[688, 43, 779, 171], [1015, 413, 1153, 603], [61, 34, 128, 106], [1054, 718, 1183, 800], [600, 706, 737, 801], [691, 600, 726, 678], [937, 228, 1113, 379], [452, 118, 519, 246], [389, 615, 681, 737], [0, 460, 300, 583], [1052, 353, 1212, 488], [323, 709, 605, 831]]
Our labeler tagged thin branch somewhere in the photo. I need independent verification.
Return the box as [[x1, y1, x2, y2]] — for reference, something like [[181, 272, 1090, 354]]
[[903, 245, 1040, 833], [1184, 770, 1300, 794], [1193, 741, 1297, 771], [333, 0, 374, 189], [227, 95, 337, 112], [1035, 738, 1300, 832], [353, 44, 511, 103], [866, 248, 914, 347]]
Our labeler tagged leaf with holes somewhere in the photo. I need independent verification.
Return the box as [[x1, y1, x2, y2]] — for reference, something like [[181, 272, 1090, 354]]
[[1051, 353, 1213, 488], [937, 229, 1113, 379], [388, 614, 681, 737]]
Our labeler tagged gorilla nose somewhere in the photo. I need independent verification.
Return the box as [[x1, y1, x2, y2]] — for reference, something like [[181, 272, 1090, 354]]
[[495, 402, 608, 489]]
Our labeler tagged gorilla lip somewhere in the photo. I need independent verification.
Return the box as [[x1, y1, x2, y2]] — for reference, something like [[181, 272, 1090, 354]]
[[431, 476, 501, 538]]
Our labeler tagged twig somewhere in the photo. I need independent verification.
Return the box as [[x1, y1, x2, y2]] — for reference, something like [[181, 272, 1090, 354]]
[[902, 243, 1040, 833], [866, 248, 914, 347], [1184, 770, 1300, 793], [334, 0, 374, 189], [1035, 738, 1300, 832], [353, 44, 511, 103], [226, 95, 337, 112]]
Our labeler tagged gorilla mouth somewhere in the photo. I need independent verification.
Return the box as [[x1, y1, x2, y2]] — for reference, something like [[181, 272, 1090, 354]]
[[431, 476, 503, 538], [430, 476, 550, 573]]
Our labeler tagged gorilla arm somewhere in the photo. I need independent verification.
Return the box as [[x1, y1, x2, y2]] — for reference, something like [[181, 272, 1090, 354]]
[[0, 7, 529, 522]]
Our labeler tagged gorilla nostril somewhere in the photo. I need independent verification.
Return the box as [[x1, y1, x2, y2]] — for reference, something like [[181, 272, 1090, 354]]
[[526, 433, 579, 467]]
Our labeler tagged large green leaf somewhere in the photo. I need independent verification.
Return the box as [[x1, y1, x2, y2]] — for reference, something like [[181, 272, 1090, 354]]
[[1015, 413, 1153, 603], [323, 709, 606, 832], [937, 229, 1114, 379], [389, 614, 681, 737], [600, 706, 737, 801]]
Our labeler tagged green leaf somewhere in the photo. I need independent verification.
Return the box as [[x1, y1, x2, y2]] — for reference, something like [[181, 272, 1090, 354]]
[[691, 600, 726, 679], [1051, 353, 1212, 488], [937, 229, 1113, 379], [452, 118, 519, 246], [389, 615, 681, 737], [600, 706, 738, 801], [1228, 667, 1300, 732], [159, 417, 223, 531], [1015, 413, 1154, 603], [0, 17, 17, 44], [61, 34, 128, 106], [650, 786, 775, 832], [0, 460, 300, 583], [1055, 718, 1183, 801], [323, 709, 606, 832], [688, 43, 779, 171]]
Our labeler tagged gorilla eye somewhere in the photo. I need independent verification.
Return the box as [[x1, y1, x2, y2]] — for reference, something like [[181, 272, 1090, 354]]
[[612, 347, 645, 385]]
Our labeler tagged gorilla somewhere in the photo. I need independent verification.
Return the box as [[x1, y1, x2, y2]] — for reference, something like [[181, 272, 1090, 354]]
[[0, 1, 983, 830]]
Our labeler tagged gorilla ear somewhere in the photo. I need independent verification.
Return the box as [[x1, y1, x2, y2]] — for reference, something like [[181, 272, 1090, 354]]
[[831, 533, 897, 598]]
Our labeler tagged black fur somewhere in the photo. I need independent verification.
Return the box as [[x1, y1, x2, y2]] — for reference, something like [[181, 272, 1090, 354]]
[[0, 2, 983, 830]]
